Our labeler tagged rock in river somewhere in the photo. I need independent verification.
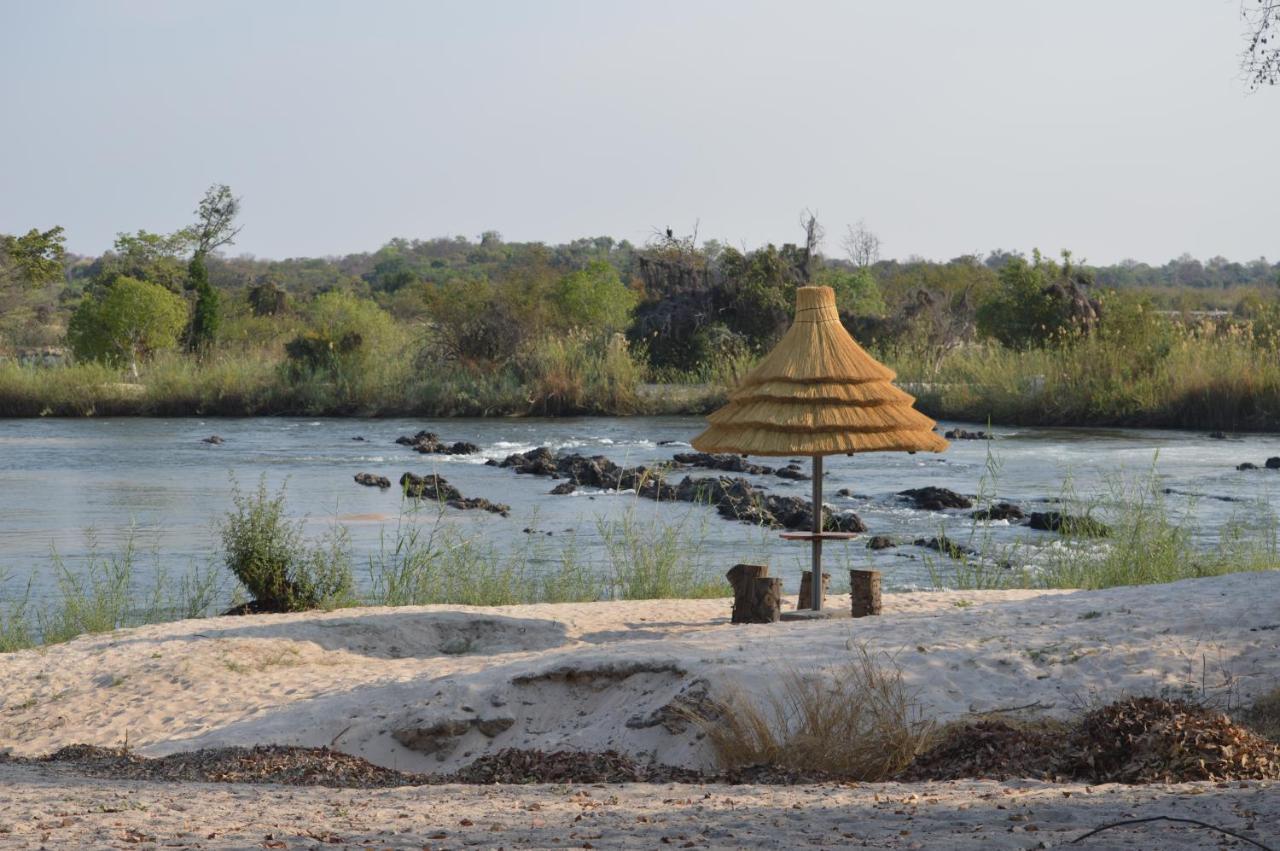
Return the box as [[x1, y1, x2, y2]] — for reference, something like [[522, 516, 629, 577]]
[[898, 487, 973, 510], [399, 472, 510, 516], [396, 431, 479, 455], [354, 473, 391, 489], [1026, 511, 1110, 537], [971, 502, 1025, 522]]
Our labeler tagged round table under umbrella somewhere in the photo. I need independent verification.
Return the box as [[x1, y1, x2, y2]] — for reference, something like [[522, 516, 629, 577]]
[[691, 285, 949, 612]]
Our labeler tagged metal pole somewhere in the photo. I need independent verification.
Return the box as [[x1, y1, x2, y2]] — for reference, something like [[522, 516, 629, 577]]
[[811, 454, 824, 611]]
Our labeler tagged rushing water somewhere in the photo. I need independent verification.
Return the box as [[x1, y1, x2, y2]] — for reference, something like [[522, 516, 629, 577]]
[[1, 416, 1278, 603]]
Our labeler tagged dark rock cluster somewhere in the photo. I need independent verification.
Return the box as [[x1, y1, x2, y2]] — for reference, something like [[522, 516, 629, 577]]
[[1237, 457, 1280, 470], [944, 428, 990, 440], [672, 452, 811, 481], [398, 472, 510, 516], [396, 431, 480, 455], [490, 447, 861, 532]]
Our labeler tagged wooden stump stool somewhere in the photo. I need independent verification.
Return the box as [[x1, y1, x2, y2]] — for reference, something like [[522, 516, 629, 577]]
[[796, 570, 831, 610], [850, 569, 882, 617], [726, 563, 782, 624]]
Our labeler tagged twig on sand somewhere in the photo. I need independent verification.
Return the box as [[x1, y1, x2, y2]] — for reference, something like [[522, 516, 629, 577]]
[[1071, 816, 1274, 849], [983, 700, 1050, 714]]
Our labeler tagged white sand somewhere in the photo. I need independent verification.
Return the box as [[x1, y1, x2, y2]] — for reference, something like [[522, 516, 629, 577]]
[[1, 573, 1278, 848], [1, 765, 1276, 849]]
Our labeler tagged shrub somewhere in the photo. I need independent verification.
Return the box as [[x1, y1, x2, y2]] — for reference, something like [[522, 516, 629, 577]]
[[219, 478, 355, 612]]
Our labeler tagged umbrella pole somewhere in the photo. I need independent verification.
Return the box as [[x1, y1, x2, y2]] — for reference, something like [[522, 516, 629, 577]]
[[811, 454, 823, 611]]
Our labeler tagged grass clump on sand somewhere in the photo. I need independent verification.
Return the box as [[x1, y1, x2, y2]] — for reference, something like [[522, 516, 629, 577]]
[[690, 646, 933, 781], [220, 478, 356, 613]]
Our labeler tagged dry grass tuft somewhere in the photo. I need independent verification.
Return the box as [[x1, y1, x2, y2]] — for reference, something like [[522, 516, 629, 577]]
[[1237, 686, 1280, 743], [689, 645, 933, 781]]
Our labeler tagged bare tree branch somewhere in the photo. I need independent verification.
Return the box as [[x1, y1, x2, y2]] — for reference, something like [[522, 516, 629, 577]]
[[1243, 0, 1280, 89], [842, 220, 881, 269]]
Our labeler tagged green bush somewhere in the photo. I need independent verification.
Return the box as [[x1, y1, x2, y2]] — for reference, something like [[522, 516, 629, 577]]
[[219, 478, 355, 612], [975, 250, 1093, 349], [66, 276, 188, 374], [551, 260, 637, 334]]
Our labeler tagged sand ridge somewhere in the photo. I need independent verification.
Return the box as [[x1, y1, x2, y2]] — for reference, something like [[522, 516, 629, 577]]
[[1, 576, 1277, 778]]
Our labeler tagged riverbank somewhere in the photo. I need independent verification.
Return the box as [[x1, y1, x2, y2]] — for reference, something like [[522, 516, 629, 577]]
[[2, 574, 1278, 848], [9, 326, 1280, 431]]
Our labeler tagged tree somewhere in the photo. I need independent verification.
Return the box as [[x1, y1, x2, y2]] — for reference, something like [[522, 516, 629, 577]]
[[67, 276, 188, 376], [189, 184, 243, 256], [551, 260, 637, 334], [842, 220, 881, 269], [815, 266, 886, 317], [285, 290, 398, 378], [1243, 0, 1279, 88], [92, 230, 193, 292], [975, 250, 1099, 349], [184, 184, 241, 350], [187, 253, 220, 353], [1, 226, 66, 288]]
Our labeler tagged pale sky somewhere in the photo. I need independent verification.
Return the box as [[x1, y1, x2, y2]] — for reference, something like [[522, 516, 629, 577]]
[[2, 0, 1276, 264]]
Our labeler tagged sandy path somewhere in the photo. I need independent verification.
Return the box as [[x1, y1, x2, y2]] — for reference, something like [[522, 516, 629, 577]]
[[1, 764, 1276, 849]]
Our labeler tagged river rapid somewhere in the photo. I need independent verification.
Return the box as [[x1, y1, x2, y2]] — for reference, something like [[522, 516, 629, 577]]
[[1, 417, 1277, 604]]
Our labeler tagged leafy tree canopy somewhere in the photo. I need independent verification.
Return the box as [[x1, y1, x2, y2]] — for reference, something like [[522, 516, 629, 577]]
[[1, 226, 66, 288], [67, 276, 188, 373]]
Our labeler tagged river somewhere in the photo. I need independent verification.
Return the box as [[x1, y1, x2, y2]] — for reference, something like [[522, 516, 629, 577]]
[[1, 416, 1277, 604]]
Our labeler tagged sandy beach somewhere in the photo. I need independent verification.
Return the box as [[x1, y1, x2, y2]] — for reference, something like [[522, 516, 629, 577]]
[[2, 573, 1279, 848]]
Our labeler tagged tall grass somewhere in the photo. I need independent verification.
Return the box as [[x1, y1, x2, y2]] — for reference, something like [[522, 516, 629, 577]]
[[0, 531, 222, 652], [894, 329, 1280, 431], [925, 454, 1280, 592], [364, 504, 604, 607], [364, 501, 727, 606], [0, 332, 649, 418], [517, 333, 642, 416]]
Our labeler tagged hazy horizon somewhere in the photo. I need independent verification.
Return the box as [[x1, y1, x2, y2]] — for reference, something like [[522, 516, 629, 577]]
[[3, 0, 1277, 265]]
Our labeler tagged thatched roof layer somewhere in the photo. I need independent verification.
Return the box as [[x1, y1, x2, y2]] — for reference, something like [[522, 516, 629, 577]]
[[691, 286, 948, 457]]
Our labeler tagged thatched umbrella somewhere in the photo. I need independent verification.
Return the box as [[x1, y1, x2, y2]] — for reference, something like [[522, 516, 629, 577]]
[[692, 285, 948, 612]]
